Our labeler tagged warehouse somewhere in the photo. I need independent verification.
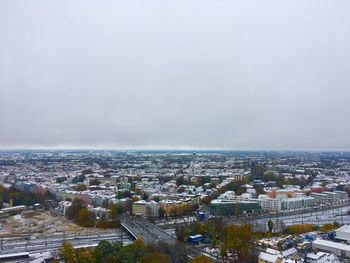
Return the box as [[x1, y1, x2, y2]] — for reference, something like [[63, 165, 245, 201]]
[[335, 225, 350, 242], [312, 239, 350, 259]]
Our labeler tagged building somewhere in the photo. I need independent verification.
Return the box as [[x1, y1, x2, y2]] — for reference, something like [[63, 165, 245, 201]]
[[217, 191, 236, 200], [209, 199, 260, 216], [280, 196, 315, 211], [335, 225, 350, 242], [145, 200, 160, 217], [258, 248, 301, 263], [132, 200, 160, 217], [305, 252, 340, 263], [312, 239, 350, 259], [310, 193, 327, 205], [335, 191, 348, 202], [257, 195, 314, 212], [258, 195, 281, 211], [132, 200, 147, 216], [258, 248, 283, 263]]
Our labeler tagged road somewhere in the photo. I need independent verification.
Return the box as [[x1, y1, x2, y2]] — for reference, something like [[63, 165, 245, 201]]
[[248, 204, 350, 227], [121, 215, 220, 262], [120, 215, 176, 244], [0, 230, 133, 256]]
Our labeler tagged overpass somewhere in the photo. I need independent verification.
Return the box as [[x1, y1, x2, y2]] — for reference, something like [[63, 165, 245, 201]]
[[120, 215, 220, 262], [120, 215, 175, 244]]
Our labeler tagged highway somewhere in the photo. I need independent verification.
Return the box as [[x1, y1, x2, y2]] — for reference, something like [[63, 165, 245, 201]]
[[120, 215, 176, 244]]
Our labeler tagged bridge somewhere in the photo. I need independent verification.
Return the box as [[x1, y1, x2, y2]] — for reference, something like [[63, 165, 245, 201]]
[[120, 215, 220, 262], [120, 215, 175, 245]]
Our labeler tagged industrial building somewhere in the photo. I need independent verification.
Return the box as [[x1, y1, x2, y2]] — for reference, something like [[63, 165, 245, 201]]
[[312, 239, 350, 259], [335, 225, 350, 242]]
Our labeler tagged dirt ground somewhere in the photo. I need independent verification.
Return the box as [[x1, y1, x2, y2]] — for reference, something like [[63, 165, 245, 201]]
[[0, 210, 111, 238]]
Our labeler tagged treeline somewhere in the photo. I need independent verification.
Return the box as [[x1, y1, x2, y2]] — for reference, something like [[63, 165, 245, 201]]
[[0, 185, 53, 208], [65, 198, 123, 228], [176, 220, 254, 260], [162, 204, 194, 217], [61, 239, 189, 263], [285, 222, 340, 235]]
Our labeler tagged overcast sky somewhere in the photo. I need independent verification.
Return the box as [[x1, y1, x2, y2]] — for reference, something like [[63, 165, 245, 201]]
[[1, 0, 350, 151]]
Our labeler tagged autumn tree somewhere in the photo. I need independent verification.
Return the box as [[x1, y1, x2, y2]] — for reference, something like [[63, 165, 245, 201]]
[[190, 255, 212, 263], [320, 224, 334, 233], [75, 184, 87, 191], [78, 208, 95, 227], [74, 248, 94, 263], [140, 252, 170, 263], [65, 198, 85, 221], [223, 224, 252, 258], [61, 242, 76, 263], [285, 224, 313, 234]]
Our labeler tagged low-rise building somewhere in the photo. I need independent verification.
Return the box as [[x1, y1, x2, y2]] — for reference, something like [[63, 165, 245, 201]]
[[306, 252, 340, 263], [312, 239, 350, 259], [335, 225, 350, 242], [209, 199, 260, 216]]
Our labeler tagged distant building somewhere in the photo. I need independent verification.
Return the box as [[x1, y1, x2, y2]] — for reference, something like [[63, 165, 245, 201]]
[[132, 200, 160, 217], [209, 199, 260, 216], [132, 200, 147, 216]]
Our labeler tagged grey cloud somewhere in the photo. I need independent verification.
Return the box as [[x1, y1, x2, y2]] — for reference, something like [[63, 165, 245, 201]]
[[1, 0, 350, 150]]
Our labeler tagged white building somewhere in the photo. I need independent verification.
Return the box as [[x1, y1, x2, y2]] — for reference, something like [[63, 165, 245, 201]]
[[335, 225, 350, 242], [217, 191, 236, 200], [313, 239, 350, 259], [306, 252, 340, 263], [280, 196, 315, 211], [258, 195, 281, 211]]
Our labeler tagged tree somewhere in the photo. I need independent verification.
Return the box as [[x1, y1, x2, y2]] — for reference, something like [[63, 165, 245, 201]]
[[109, 203, 123, 222], [159, 207, 166, 219], [142, 192, 149, 201], [268, 220, 274, 233], [89, 178, 101, 186], [223, 224, 252, 258], [82, 169, 93, 175], [62, 242, 76, 263], [78, 208, 95, 227], [75, 184, 87, 191], [112, 241, 123, 253], [74, 248, 94, 263], [285, 224, 313, 234], [140, 252, 170, 263], [65, 198, 85, 221], [116, 240, 145, 263], [72, 174, 86, 183], [169, 242, 188, 263], [175, 226, 188, 242], [93, 240, 113, 262], [320, 224, 333, 233], [190, 255, 212, 263]]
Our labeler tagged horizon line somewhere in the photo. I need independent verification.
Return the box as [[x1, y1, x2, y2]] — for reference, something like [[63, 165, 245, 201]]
[[0, 145, 349, 153]]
